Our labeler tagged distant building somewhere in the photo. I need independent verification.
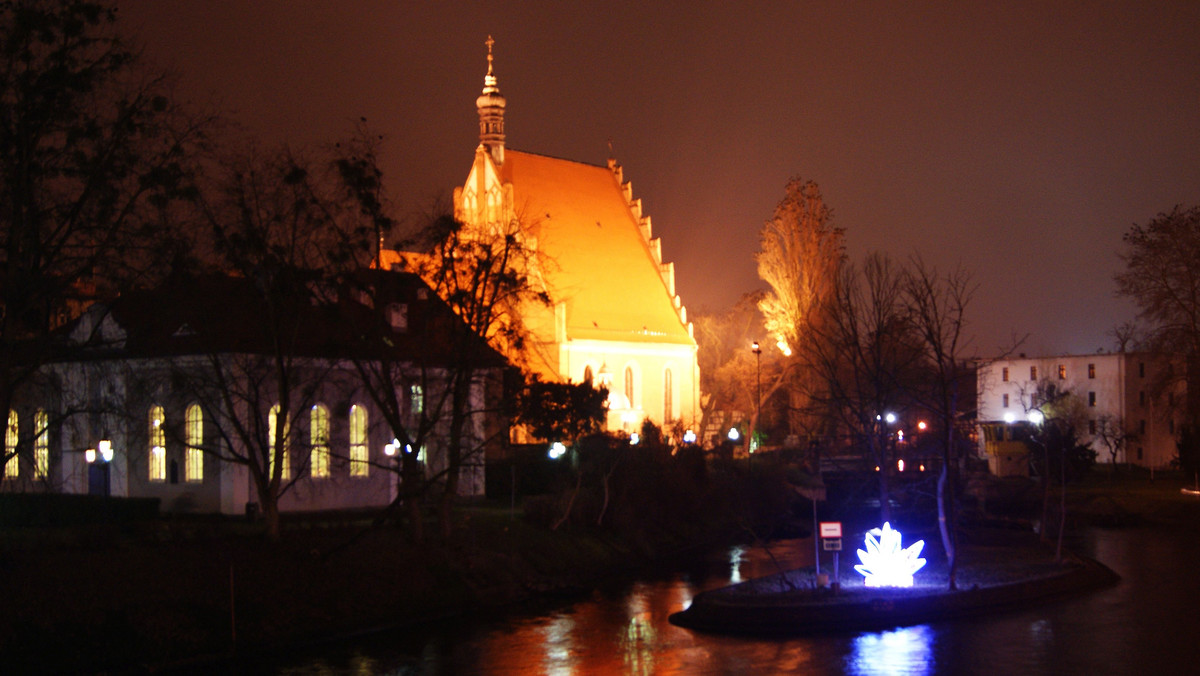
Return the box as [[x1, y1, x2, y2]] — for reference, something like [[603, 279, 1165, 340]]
[[385, 38, 700, 437], [977, 352, 1182, 475], [1, 271, 506, 514]]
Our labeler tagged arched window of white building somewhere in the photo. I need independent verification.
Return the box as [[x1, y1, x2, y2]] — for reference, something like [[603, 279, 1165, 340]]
[[5, 410, 17, 479], [583, 365, 593, 386], [310, 404, 330, 478], [148, 406, 165, 482], [34, 409, 48, 480], [185, 404, 203, 482], [349, 404, 368, 477], [269, 404, 290, 481]]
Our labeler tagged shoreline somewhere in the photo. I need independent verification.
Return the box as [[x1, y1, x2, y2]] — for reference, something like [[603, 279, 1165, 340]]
[[670, 543, 1121, 636]]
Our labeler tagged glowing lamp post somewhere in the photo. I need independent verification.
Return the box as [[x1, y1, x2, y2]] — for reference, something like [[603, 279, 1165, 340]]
[[854, 522, 926, 588], [751, 340, 762, 457]]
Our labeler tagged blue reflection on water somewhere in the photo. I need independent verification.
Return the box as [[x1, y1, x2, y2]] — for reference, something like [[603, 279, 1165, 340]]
[[846, 624, 935, 676]]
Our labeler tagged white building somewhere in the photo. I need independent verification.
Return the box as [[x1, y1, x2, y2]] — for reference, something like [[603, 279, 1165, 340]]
[[977, 352, 1182, 475], [1, 272, 502, 514]]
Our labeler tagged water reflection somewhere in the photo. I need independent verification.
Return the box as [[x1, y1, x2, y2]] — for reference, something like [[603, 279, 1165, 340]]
[[538, 614, 573, 676], [847, 625, 935, 676], [271, 529, 1200, 675]]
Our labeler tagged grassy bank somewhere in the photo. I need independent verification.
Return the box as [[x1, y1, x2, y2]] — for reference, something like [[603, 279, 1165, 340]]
[[0, 455, 803, 673]]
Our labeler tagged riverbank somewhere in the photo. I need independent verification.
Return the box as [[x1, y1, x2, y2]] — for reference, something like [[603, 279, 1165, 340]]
[[0, 504, 774, 674], [670, 529, 1120, 635]]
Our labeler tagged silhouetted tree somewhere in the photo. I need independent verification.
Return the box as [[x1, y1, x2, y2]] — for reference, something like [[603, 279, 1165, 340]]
[[901, 257, 976, 590], [0, 0, 206, 478]]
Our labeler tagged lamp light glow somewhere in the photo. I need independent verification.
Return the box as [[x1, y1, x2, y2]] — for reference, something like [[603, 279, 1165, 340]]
[[727, 427, 740, 442], [683, 429, 697, 444], [629, 433, 640, 446], [1028, 410, 1045, 425], [98, 439, 113, 462], [85, 448, 96, 463], [854, 522, 927, 588], [548, 441, 567, 459]]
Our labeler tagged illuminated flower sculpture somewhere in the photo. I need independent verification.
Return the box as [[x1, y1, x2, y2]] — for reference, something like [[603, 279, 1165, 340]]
[[854, 522, 927, 588]]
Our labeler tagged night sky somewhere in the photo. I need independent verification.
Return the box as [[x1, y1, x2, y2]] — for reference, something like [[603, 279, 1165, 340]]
[[118, 1, 1200, 357]]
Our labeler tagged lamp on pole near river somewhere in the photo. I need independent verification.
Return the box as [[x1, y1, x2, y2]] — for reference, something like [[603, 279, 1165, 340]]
[[752, 340, 762, 459]]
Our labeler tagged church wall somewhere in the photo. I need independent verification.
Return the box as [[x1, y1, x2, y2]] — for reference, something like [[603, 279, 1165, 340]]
[[560, 338, 699, 437]]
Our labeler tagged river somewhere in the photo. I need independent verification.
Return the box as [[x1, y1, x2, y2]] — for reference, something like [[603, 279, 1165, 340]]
[[261, 525, 1199, 675]]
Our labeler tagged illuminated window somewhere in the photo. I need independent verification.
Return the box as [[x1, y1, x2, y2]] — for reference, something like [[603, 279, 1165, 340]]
[[1088, 392, 1096, 407], [1001, 367, 1009, 382], [1057, 365, 1066, 380], [1030, 366, 1038, 380], [624, 366, 634, 407], [149, 406, 166, 482], [269, 404, 290, 481], [1088, 363, 1096, 379], [1002, 394, 1009, 408], [349, 405, 368, 477], [411, 384, 424, 415], [663, 368, 674, 422], [185, 404, 203, 482], [310, 405, 329, 478], [34, 410, 48, 480], [5, 410, 17, 479]]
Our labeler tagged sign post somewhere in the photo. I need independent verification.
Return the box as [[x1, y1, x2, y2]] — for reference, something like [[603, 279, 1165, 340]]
[[819, 522, 843, 593]]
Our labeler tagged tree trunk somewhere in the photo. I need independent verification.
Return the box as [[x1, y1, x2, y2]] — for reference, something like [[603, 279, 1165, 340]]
[[552, 471, 583, 531], [262, 496, 281, 541], [875, 435, 892, 524], [402, 455, 424, 544]]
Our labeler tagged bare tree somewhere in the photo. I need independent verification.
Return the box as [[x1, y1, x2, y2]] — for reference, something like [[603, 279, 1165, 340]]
[[1094, 413, 1127, 469], [0, 0, 206, 477], [394, 211, 549, 539], [167, 139, 386, 539], [901, 258, 976, 590], [803, 253, 922, 523], [692, 292, 770, 446]]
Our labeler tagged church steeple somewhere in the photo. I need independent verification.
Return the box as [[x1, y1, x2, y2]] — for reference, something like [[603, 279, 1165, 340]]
[[476, 35, 506, 166]]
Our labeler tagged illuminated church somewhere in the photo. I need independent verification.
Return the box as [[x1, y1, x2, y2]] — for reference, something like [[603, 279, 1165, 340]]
[[411, 38, 700, 435]]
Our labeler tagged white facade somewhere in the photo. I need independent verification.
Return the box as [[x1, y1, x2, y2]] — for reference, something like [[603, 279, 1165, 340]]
[[977, 352, 1182, 471]]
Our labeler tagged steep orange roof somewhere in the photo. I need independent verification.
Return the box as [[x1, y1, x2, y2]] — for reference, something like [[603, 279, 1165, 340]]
[[500, 150, 693, 345]]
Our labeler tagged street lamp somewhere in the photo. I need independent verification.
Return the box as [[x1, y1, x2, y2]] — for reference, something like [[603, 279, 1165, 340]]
[[752, 340, 762, 456]]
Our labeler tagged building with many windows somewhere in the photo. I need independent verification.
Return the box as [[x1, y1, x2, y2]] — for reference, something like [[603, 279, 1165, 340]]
[[977, 352, 1183, 475], [0, 271, 505, 514]]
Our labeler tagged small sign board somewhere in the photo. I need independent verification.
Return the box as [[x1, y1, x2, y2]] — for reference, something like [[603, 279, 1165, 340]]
[[823, 537, 842, 551], [819, 521, 842, 538]]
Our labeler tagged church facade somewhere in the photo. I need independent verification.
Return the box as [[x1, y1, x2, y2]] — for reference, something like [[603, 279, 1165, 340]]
[[449, 39, 700, 436]]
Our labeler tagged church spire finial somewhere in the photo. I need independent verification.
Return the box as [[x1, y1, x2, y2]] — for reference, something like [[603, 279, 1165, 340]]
[[476, 35, 506, 165]]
